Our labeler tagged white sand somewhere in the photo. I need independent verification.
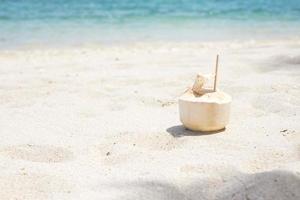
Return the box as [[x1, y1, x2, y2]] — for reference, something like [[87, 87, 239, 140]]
[[0, 40, 300, 199]]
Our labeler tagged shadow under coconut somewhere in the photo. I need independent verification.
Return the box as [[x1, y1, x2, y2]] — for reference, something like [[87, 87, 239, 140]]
[[101, 170, 300, 200], [166, 125, 225, 138]]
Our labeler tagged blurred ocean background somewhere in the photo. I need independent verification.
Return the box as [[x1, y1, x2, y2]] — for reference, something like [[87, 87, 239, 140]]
[[1, 0, 300, 48]]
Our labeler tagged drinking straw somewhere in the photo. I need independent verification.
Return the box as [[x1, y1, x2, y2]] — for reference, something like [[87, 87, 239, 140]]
[[213, 55, 219, 92]]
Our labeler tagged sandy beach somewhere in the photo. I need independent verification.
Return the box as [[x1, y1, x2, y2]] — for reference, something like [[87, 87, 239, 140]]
[[0, 39, 299, 199]]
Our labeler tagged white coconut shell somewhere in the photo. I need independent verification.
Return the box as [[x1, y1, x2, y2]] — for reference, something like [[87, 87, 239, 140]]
[[179, 89, 231, 132]]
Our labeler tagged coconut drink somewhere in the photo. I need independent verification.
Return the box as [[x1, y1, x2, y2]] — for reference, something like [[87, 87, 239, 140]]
[[179, 55, 232, 132]]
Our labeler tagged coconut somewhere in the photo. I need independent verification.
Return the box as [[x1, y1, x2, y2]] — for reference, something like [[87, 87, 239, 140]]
[[178, 55, 232, 132], [179, 88, 231, 131]]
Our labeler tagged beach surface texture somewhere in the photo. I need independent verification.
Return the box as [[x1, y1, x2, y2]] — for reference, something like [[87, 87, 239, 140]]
[[1, 0, 300, 199], [0, 40, 299, 199]]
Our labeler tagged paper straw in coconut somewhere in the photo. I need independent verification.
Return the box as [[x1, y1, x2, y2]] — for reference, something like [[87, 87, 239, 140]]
[[213, 54, 219, 92]]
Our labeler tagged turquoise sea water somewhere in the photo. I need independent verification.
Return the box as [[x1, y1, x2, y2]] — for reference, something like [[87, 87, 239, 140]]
[[1, 0, 300, 48]]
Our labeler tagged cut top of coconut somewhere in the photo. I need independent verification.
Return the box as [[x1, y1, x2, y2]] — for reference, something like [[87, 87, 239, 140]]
[[180, 88, 232, 104], [192, 73, 214, 95]]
